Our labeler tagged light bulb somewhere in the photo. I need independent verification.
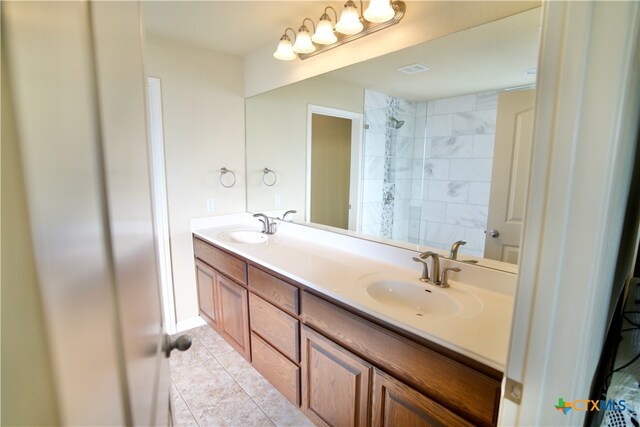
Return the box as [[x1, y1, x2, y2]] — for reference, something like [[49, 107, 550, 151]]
[[335, 1, 363, 35], [292, 25, 316, 54], [312, 15, 337, 45], [273, 35, 296, 61], [363, 0, 395, 22]]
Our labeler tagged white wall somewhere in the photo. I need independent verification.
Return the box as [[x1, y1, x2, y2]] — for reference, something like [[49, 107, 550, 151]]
[[245, 1, 541, 97], [245, 76, 363, 217], [144, 36, 246, 323]]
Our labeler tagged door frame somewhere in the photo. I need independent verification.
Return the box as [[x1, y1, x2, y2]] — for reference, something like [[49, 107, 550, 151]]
[[306, 105, 363, 231], [147, 77, 177, 335], [500, 1, 640, 425]]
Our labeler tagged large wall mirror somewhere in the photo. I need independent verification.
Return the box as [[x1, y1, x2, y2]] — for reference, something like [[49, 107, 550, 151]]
[[246, 8, 541, 270]]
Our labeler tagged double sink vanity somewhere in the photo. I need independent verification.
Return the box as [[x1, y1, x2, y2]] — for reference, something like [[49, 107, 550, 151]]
[[191, 213, 516, 426]]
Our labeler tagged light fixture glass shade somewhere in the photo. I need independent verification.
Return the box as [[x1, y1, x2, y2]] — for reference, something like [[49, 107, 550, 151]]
[[363, 0, 395, 23], [292, 26, 316, 54], [273, 36, 296, 60], [312, 17, 337, 44], [335, 2, 364, 35]]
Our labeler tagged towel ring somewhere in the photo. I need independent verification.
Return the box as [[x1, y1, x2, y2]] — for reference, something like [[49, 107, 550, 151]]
[[219, 167, 236, 188], [263, 168, 277, 187]]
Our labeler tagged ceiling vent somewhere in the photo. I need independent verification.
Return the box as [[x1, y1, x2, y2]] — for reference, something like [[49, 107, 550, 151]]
[[397, 63, 429, 75]]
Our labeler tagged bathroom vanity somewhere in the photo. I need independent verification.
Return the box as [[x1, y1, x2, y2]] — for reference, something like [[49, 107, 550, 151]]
[[192, 214, 516, 427]]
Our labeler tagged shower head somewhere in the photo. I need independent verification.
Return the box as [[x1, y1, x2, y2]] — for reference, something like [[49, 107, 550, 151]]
[[388, 116, 405, 129]]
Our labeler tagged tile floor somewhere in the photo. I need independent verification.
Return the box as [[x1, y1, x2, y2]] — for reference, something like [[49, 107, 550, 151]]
[[170, 324, 313, 427]]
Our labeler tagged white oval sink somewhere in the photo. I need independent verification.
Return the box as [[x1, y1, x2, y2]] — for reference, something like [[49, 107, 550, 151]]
[[366, 280, 461, 318], [218, 229, 268, 245]]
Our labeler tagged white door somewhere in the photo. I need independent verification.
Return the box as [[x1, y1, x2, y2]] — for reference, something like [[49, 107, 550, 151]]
[[2, 1, 183, 425], [485, 90, 536, 263]]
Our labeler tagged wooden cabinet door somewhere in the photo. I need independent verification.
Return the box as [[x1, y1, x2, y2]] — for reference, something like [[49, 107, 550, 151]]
[[301, 326, 371, 427], [195, 259, 220, 331], [371, 368, 473, 427], [218, 274, 251, 360]]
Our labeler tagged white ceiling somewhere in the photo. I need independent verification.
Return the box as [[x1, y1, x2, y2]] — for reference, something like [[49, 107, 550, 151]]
[[323, 8, 541, 101]]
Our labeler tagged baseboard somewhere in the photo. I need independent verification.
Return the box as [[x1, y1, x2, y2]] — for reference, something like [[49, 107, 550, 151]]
[[176, 316, 206, 333]]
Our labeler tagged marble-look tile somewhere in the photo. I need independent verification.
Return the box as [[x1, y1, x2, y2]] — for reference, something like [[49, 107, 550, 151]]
[[425, 114, 453, 137], [464, 227, 488, 251], [414, 116, 426, 140], [416, 101, 427, 117], [427, 181, 470, 203], [395, 180, 412, 201], [452, 110, 497, 135], [394, 158, 413, 180], [424, 222, 466, 246], [428, 136, 473, 158], [468, 182, 492, 206], [365, 108, 387, 127], [449, 159, 493, 182], [408, 235, 419, 244], [409, 219, 421, 241], [426, 100, 435, 116], [395, 99, 417, 116], [432, 94, 476, 115], [252, 387, 314, 427], [395, 136, 414, 158], [364, 156, 385, 180], [393, 198, 410, 220], [395, 117, 415, 139], [392, 219, 409, 241], [411, 158, 424, 181], [364, 131, 386, 157], [410, 206, 422, 220], [365, 90, 391, 109], [362, 223, 382, 236], [472, 134, 496, 158], [362, 179, 383, 203], [419, 239, 450, 251], [171, 382, 199, 427], [445, 204, 488, 228], [361, 202, 382, 226], [421, 201, 446, 222], [475, 91, 499, 111], [411, 179, 424, 201], [413, 138, 426, 159], [423, 159, 450, 180]]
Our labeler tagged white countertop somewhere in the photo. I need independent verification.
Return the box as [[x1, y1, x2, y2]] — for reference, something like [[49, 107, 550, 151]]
[[192, 214, 516, 371]]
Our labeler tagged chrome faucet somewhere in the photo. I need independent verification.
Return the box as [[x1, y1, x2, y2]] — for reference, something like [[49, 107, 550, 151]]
[[449, 240, 478, 264], [253, 213, 277, 234], [420, 251, 440, 285], [418, 251, 461, 288], [281, 209, 297, 221]]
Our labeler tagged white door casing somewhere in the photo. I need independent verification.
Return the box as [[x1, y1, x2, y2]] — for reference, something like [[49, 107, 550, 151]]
[[485, 89, 536, 264]]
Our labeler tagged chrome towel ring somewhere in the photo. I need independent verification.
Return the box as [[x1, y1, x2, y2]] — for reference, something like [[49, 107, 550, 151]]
[[263, 168, 277, 186], [219, 167, 236, 188]]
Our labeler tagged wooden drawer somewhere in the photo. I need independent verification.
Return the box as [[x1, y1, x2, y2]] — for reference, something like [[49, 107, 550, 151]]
[[251, 332, 300, 406], [249, 293, 300, 362], [194, 237, 247, 285], [248, 265, 298, 315], [301, 291, 501, 426]]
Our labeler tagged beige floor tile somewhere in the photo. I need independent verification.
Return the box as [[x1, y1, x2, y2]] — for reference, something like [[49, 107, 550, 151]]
[[171, 382, 199, 427]]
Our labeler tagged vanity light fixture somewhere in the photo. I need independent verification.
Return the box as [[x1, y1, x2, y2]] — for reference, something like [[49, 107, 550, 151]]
[[273, 0, 406, 61]]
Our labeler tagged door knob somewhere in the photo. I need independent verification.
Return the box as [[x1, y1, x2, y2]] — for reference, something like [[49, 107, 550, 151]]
[[164, 334, 192, 358], [485, 229, 500, 238]]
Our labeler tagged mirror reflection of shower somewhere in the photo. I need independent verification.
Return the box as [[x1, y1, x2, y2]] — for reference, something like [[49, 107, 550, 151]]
[[360, 89, 500, 258]]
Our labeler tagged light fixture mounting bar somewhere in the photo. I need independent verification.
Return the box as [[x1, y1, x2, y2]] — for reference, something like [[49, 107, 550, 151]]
[[298, 0, 406, 60]]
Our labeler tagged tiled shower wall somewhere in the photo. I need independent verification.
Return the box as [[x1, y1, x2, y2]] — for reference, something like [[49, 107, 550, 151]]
[[361, 90, 499, 257], [361, 90, 422, 241], [414, 92, 499, 257]]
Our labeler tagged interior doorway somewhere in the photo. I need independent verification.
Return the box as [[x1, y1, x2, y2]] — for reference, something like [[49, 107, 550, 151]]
[[306, 105, 363, 231]]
